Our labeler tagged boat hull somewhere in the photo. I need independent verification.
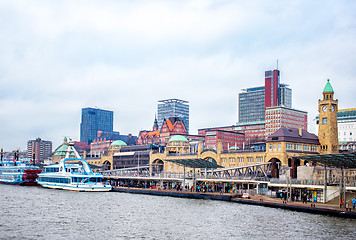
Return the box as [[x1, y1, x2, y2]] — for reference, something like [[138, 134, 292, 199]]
[[38, 183, 112, 192]]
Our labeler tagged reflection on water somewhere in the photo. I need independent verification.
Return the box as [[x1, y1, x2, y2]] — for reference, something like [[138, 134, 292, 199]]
[[0, 184, 355, 240]]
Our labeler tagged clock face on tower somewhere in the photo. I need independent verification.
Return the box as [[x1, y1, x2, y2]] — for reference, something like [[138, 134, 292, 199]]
[[322, 106, 328, 112]]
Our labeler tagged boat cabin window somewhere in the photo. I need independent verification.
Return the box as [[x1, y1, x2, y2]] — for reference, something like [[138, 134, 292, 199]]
[[39, 177, 70, 184], [45, 167, 59, 173], [89, 177, 102, 183]]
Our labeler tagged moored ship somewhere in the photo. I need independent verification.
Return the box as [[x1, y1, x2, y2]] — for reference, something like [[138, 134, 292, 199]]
[[0, 149, 42, 185], [37, 142, 111, 192]]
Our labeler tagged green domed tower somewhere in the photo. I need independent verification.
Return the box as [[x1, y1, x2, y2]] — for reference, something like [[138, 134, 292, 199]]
[[318, 79, 339, 154]]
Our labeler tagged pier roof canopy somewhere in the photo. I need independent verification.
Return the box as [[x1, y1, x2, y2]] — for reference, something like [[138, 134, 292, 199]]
[[165, 158, 222, 169], [295, 152, 356, 168]]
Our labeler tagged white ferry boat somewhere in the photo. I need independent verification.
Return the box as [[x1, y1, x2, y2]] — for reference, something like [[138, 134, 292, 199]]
[[37, 143, 111, 192]]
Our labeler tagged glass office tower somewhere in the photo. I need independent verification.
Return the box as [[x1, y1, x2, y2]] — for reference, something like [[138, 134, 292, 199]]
[[238, 86, 266, 123], [80, 107, 114, 145], [157, 99, 189, 133], [238, 69, 292, 124]]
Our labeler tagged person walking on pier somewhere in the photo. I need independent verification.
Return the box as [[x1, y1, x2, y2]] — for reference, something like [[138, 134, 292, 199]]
[[352, 198, 355, 211]]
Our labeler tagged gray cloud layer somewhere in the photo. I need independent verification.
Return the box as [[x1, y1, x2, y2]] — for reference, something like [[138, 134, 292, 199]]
[[0, 0, 355, 150]]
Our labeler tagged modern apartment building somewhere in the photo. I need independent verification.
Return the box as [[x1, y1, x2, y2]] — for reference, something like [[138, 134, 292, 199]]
[[27, 137, 52, 163], [157, 99, 189, 133], [80, 107, 114, 145]]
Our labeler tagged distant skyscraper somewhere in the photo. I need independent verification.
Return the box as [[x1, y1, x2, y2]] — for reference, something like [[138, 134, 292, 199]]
[[264, 69, 280, 108], [80, 107, 113, 145], [238, 86, 266, 123], [238, 68, 292, 124], [27, 137, 52, 163], [157, 99, 189, 133], [278, 83, 292, 107]]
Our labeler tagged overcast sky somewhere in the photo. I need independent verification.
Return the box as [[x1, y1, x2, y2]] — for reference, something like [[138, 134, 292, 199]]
[[0, 0, 355, 151]]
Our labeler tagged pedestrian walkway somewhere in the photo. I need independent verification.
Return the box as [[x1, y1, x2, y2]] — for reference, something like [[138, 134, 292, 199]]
[[232, 195, 356, 219]]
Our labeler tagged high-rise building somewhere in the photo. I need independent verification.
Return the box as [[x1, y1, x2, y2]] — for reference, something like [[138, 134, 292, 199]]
[[80, 107, 114, 145], [238, 86, 265, 123], [238, 68, 292, 124], [264, 69, 280, 108], [27, 137, 52, 163], [157, 99, 189, 133], [278, 83, 292, 107]]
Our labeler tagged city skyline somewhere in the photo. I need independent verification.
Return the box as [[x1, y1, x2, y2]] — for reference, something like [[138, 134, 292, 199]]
[[0, 1, 355, 150]]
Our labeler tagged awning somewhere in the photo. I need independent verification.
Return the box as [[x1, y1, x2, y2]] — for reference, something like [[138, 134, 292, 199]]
[[113, 152, 136, 156], [165, 158, 222, 169], [294, 152, 356, 168]]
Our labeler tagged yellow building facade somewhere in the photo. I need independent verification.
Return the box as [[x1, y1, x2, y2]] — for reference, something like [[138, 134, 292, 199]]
[[150, 128, 320, 174]]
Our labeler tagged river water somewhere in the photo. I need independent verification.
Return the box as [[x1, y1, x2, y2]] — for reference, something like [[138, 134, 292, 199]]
[[0, 184, 355, 240]]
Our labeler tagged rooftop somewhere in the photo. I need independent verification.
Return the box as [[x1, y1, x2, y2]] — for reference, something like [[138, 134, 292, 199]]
[[267, 127, 319, 145], [323, 79, 334, 93], [168, 135, 189, 142], [158, 98, 189, 104]]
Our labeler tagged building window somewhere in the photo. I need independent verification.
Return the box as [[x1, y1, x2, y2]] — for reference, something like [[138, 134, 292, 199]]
[[295, 144, 302, 151], [322, 118, 327, 124], [278, 143, 281, 150], [286, 143, 293, 150], [303, 145, 310, 152]]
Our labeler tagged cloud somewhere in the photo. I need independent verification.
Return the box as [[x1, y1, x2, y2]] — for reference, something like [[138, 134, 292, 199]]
[[0, 0, 355, 150]]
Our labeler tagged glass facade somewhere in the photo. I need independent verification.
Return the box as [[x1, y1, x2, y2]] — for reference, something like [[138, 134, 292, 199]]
[[238, 87, 265, 123], [278, 84, 292, 108], [238, 69, 292, 124], [80, 108, 114, 145], [157, 99, 189, 133]]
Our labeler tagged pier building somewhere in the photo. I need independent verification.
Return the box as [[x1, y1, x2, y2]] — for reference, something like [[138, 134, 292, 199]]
[[150, 127, 319, 176], [86, 140, 154, 171]]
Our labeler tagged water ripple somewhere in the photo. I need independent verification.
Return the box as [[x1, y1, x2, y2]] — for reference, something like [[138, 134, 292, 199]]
[[0, 185, 355, 240]]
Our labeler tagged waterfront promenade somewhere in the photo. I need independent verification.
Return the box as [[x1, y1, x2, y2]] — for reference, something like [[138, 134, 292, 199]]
[[112, 186, 356, 219]]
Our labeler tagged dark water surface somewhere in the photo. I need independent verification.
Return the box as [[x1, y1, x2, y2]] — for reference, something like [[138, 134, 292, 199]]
[[0, 184, 355, 240]]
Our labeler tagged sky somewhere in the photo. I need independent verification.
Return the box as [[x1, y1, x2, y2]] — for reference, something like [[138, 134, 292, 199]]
[[0, 0, 355, 151]]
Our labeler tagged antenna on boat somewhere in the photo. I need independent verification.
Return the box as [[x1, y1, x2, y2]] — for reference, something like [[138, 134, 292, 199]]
[[32, 152, 36, 166]]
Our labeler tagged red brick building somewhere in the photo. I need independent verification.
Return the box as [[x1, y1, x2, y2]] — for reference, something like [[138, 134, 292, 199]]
[[137, 117, 189, 145], [265, 106, 307, 137], [198, 126, 245, 151]]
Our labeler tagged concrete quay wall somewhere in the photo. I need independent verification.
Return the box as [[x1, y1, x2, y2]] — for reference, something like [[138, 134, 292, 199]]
[[112, 187, 356, 219], [112, 187, 233, 201]]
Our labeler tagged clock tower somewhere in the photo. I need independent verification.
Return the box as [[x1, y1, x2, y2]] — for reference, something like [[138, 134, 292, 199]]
[[318, 79, 339, 154]]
